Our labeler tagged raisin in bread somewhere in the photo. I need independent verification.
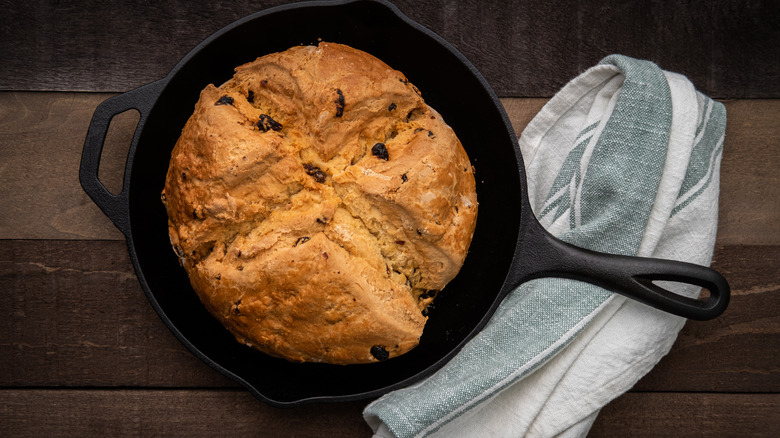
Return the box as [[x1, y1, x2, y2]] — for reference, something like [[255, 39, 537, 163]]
[[162, 42, 477, 364]]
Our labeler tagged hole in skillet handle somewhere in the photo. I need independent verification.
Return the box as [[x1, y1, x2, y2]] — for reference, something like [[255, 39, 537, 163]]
[[99, 109, 141, 196], [506, 215, 730, 321]]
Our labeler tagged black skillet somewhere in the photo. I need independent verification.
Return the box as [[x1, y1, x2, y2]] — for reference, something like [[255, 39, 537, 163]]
[[79, 0, 729, 407]]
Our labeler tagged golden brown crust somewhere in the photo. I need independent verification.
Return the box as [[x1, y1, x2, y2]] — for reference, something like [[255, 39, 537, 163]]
[[162, 42, 477, 364]]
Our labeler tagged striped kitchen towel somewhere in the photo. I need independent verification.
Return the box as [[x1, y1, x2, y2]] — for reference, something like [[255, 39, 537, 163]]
[[363, 55, 726, 437]]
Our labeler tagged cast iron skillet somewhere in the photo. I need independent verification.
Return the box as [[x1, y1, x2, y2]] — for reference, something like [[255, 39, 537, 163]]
[[80, 0, 729, 407]]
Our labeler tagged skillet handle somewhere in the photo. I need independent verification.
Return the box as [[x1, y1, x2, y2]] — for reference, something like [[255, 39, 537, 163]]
[[79, 80, 166, 236], [517, 223, 730, 321]]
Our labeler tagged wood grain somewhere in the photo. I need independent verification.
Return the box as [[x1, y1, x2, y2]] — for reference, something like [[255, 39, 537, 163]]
[[1, 93, 777, 244], [1, 390, 776, 437], [0, 240, 233, 388], [0, 389, 373, 438], [1, 240, 777, 392], [0, 92, 125, 240], [1, 0, 778, 97], [589, 392, 780, 437], [716, 100, 780, 245]]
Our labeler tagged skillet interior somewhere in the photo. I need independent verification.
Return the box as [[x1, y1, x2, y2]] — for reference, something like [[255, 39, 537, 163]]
[[125, 0, 523, 405]]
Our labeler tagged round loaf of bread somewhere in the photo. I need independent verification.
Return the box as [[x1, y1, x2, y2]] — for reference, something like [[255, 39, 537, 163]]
[[162, 42, 477, 364]]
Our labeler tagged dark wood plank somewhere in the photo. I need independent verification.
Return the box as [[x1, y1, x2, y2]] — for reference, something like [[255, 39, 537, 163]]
[[0, 92, 125, 240], [0, 390, 775, 437], [1, 1, 778, 97], [2, 93, 777, 244], [0, 389, 373, 438], [716, 99, 780, 245], [0, 240, 234, 388], [589, 392, 780, 437], [1, 241, 777, 392]]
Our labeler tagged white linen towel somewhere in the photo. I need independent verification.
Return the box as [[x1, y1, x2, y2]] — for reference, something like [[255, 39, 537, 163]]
[[363, 55, 726, 437]]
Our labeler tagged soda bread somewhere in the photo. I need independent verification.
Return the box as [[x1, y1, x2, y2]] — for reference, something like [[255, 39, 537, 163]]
[[162, 42, 477, 364]]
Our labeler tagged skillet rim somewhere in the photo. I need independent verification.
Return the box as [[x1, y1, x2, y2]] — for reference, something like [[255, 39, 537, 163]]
[[117, 0, 526, 407]]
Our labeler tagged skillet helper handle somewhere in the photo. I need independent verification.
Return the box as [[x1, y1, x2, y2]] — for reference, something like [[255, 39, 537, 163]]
[[79, 80, 166, 236], [520, 224, 730, 321]]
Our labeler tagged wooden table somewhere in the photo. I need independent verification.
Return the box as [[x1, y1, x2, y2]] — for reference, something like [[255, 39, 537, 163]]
[[2, 1, 778, 436]]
